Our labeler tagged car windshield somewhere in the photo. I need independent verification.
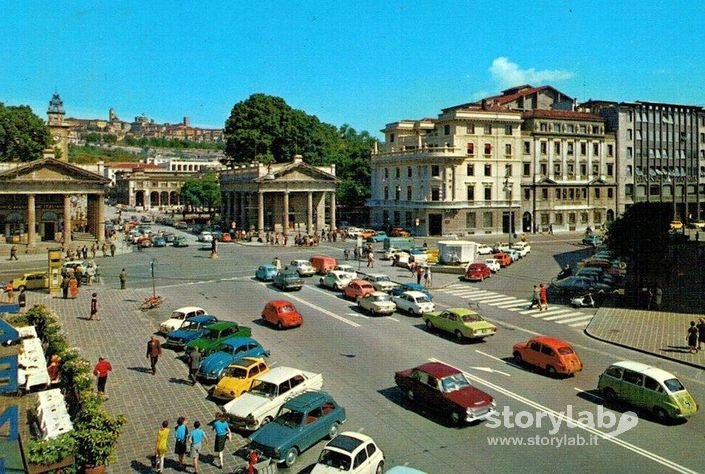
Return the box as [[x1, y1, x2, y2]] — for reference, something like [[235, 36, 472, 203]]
[[275, 407, 304, 427], [171, 312, 186, 320], [415, 295, 431, 303], [278, 305, 295, 313], [374, 295, 391, 302], [318, 450, 352, 470], [440, 373, 472, 392], [557, 347, 574, 355], [461, 314, 483, 322], [250, 380, 278, 397], [203, 330, 220, 340], [376, 276, 390, 282], [664, 378, 685, 393], [223, 367, 248, 378]]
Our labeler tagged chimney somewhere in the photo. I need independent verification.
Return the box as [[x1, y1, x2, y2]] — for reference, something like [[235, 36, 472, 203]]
[[293, 154, 303, 163], [481, 99, 487, 110]]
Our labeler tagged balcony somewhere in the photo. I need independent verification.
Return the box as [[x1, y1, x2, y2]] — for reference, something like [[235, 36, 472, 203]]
[[373, 146, 466, 161]]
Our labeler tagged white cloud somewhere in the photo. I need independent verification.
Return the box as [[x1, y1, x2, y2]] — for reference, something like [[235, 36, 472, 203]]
[[489, 57, 573, 88]]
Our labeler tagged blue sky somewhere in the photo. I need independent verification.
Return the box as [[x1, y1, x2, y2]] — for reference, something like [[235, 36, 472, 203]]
[[2, 1, 704, 137]]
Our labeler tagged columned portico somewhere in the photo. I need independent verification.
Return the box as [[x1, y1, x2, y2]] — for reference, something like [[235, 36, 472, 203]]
[[282, 192, 289, 235], [329, 192, 336, 233], [307, 192, 313, 235], [27, 194, 36, 247]]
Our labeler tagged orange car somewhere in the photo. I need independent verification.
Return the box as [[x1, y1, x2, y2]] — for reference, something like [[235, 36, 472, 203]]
[[390, 227, 411, 237], [359, 229, 377, 240], [261, 300, 303, 329], [343, 279, 375, 300], [512, 336, 583, 376], [493, 252, 512, 267]]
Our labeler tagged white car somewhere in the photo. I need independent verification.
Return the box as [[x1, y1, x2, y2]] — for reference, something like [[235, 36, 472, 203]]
[[395, 252, 429, 268], [493, 243, 512, 252], [320, 271, 353, 290], [511, 242, 531, 257], [364, 274, 398, 292], [224, 366, 324, 431], [346, 227, 363, 238], [159, 306, 208, 334], [382, 247, 407, 261], [197, 231, 214, 242], [393, 290, 436, 316], [484, 258, 501, 273], [288, 259, 316, 277], [357, 291, 396, 315], [476, 244, 493, 255], [312, 431, 385, 474], [334, 264, 358, 280]]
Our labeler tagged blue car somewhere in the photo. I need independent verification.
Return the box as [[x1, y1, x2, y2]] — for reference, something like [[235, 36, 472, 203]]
[[368, 231, 388, 242], [165, 315, 218, 350], [389, 282, 432, 299], [256, 264, 279, 282], [197, 336, 270, 382]]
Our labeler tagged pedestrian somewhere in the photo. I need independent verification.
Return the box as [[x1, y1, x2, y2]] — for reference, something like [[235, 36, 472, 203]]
[[367, 250, 374, 268], [86, 263, 96, 286], [18, 288, 27, 312], [655, 287, 663, 310], [154, 420, 170, 473], [47, 355, 61, 385], [416, 264, 424, 285], [110, 242, 116, 257], [68, 275, 78, 298], [687, 321, 699, 353], [102, 242, 108, 257], [119, 268, 127, 289], [188, 420, 207, 474], [539, 283, 548, 311], [273, 256, 281, 272], [89, 292, 99, 320], [93, 356, 112, 395], [90, 242, 97, 259], [174, 416, 188, 468], [424, 265, 432, 288], [697, 318, 705, 351], [212, 412, 231, 469], [343, 249, 349, 261], [75, 265, 83, 288], [548, 223, 554, 235], [188, 348, 201, 385], [61, 275, 69, 299], [5, 281, 14, 303], [82, 245, 88, 259], [146, 335, 162, 375], [528, 285, 540, 309], [646, 288, 653, 310], [9, 244, 18, 260]]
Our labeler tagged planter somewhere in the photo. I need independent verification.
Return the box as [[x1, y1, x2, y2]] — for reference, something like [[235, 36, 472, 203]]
[[83, 465, 107, 474], [25, 456, 75, 474]]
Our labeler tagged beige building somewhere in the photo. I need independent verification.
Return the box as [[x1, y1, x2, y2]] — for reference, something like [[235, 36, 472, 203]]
[[114, 166, 197, 209]]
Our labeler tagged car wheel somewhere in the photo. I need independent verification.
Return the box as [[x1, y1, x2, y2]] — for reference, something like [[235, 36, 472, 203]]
[[327, 422, 340, 439], [375, 461, 384, 474], [602, 388, 617, 403], [654, 407, 670, 423], [277, 321, 284, 330], [406, 389, 415, 401], [513, 352, 523, 364], [546, 366, 557, 377], [261, 416, 273, 427], [454, 330, 464, 342], [425, 320, 433, 330], [450, 410, 463, 425], [284, 447, 298, 467]]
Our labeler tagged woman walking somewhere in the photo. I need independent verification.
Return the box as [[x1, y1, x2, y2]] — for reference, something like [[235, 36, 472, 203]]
[[174, 416, 188, 468], [687, 321, 699, 353], [154, 420, 170, 473], [212, 412, 231, 469], [697, 318, 705, 351], [188, 420, 207, 474]]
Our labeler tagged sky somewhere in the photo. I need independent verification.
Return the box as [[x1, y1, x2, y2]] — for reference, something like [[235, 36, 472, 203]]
[[2, 1, 705, 138]]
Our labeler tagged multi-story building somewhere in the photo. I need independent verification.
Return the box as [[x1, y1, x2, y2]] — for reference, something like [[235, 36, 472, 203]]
[[579, 100, 705, 221]]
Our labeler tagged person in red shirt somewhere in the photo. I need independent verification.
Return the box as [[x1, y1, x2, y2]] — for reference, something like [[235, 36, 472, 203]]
[[93, 356, 113, 394], [539, 283, 548, 311]]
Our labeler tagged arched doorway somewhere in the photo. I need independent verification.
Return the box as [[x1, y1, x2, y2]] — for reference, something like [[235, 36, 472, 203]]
[[522, 212, 532, 232], [135, 191, 145, 207], [3, 211, 24, 240], [170, 191, 178, 206], [160, 191, 169, 206], [150, 191, 159, 208], [606, 209, 615, 222]]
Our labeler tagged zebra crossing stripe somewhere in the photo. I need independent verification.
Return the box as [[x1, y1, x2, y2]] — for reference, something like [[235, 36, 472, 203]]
[[476, 296, 517, 304], [542, 311, 585, 321], [517, 308, 544, 315], [460, 293, 498, 299], [444, 288, 484, 295], [527, 309, 574, 318], [495, 300, 532, 309], [559, 315, 594, 324], [568, 319, 592, 328], [488, 298, 527, 307]]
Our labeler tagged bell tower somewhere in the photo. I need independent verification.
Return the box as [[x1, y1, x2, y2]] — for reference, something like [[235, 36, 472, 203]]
[[47, 93, 70, 161]]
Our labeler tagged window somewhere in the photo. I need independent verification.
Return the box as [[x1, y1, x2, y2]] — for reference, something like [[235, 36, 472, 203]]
[[540, 142, 547, 155], [607, 164, 614, 176], [523, 188, 530, 200], [523, 162, 530, 176], [592, 125, 600, 134], [466, 186, 475, 201], [504, 124, 513, 135], [567, 142, 574, 155], [635, 130, 642, 140], [625, 184, 633, 196], [567, 164, 574, 176], [554, 163, 561, 176], [354, 449, 368, 469], [466, 212, 476, 228], [553, 122, 562, 133], [467, 163, 474, 176], [505, 144, 512, 155], [579, 125, 587, 134], [407, 167, 412, 178], [608, 188, 613, 198], [431, 165, 440, 177], [580, 143, 587, 155], [484, 164, 492, 176], [541, 189, 548, 200], [627, 129, 633, 140], [384, 187, 389, 200], [605, 366, 624, 379], [580, 164, 587, 176], [395, 187, 400, 201], [483, 211, 493, 227], [395, 167, 400, 178], [555, 189, 561, 199], [627, 146, 633, 158], [593, 164, 599, 175], [444, 124, 450, 135], [644, 377, 663, 392], [389, 133, 395, 143], [431, 188, 440, 201], [540, 163, 547, 175], [580, 212, 588, 224], [593, 143, 599, 155], [595, 188, 601, 198], [484, 187, 492, 201], [622, 370, 643, 386], [484, 124, 492, 134], [384, 168, 389, 179], [594, 210, 602, 222], [467, 123, 475, 134], [505, 164, 512, 177], [466, 143, 475, 155], [484, 143, 492, 155], [406, 186, 412, 200], [567, 124, 575, 133], [523, 141, 531, 154], [554, 142, 561, 155], [541, 345, 555, 356], [555, 213, 564, 225], [540, 123, 548, 132]]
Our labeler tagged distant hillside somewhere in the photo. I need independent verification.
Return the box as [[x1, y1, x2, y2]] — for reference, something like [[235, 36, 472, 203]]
[[69, 144, 143, 164]]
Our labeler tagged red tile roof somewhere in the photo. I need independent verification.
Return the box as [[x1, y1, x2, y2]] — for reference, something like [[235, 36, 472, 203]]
[[522, 109, 603, 121]]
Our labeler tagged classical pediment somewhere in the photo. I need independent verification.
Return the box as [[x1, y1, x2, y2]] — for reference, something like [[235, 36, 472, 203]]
[[0, 158, 110, 184], [256, 161, 337, 183]]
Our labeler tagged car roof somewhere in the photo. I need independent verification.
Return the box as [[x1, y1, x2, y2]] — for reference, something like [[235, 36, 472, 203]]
[[259, 264, 276, 269], [282, 391, 335, 411], [291, 259, 310, 264], [325, 432, 372, 453], [367, 273, 389, 278], [174, 306, 205, 313], [412, 362, 460, 378], [349, 279, 373, 285], [369, 291, 390, 297], [401, 290, 428, 298], [266, 299, 295, 307], [529, 335, 573, 349], [444, 308, 477, 316], [402, 283, 423, 289], [609, 361, 679, 382], [190, 315, 218, 323], [228, 357, 266, 369], [258, 366, 308, 384], [327, 270, 347, 277], [206, 321, 239, 330], [468, 262, 487, 268], [221, 336, 257, 347]]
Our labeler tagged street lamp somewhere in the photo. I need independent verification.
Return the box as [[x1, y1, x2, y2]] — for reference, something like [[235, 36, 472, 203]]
[[150, 258, 157, 298]]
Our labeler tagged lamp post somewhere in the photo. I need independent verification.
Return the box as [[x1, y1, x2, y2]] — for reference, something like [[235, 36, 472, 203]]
[[150, 258, 156, 298]]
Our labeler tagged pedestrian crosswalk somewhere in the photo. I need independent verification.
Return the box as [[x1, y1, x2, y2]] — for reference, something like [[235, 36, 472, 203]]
[[435, 284, 594, 329]]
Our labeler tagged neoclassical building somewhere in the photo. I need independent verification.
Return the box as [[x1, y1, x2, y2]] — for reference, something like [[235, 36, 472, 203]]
[[219, 155, 338, 235]]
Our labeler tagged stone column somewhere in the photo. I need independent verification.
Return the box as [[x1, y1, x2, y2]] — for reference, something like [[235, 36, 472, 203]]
[[307, 192, 313, 235], [329, 192, 337, 232], [63, 195, 72, 247], [282, 191, 289, 236], [239, 192, 246, 230], [27, 194, 36, 247], [96, 194, 105, 243], [257, 191, 265, 232]]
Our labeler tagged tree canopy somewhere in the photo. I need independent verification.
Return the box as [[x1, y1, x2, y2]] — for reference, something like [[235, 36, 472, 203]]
[[180, 171, 221, 215], [0, 103, 51, 162]]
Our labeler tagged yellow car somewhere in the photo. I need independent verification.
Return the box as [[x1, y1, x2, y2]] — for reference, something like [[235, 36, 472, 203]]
[[211, 357, 270, 402], [12, 272, 49, 291], [670, 220, 683, 230]]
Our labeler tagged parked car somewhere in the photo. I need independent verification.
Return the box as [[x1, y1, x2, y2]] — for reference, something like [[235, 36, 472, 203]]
[[261, 300, 303, 329], [159, 306, 207, 334], [198, 231, 214, 242], [505, 248, 521, 262], [173, 236, 189, 247], [550, 276, 613, 297], [152, 236, 167, 247], [11, 271, 48, 291], [248, 391, 347, 467], [165, 315, 218, 350], [211, 357, 270, 402], [389, 227, 411, 238], [423, 308, 497, 342], [389, 282, 432, 300], [364, 273, 398, 293], [492, 252, 512, 267], [510, 242, 531, 257], [343, 279, 375, 300], [582, 234, 604, 247], [256, 264, 279, 282], [273, 271, 304, 291], [367, 231, 388, 243], [492, 243, 512, 253], [484, 258, 501, 273], [357, 291, 396, 316], [669, 220, 684, 231], [382, 248, 407, 261], [396, 252, 429, 268], [359, 229, 377, 240], [512, 336, 583, 376], [197, 337, 269, 382], [393, 290, 435, 316], [288, 259, 316, 277], [334, 264, 358, 280], [395, 362, 496, 425], [311, 431, 385, 474], [224, 367, 324, 431], [476, 244, 493, 255], [186, 321, 253, 357], [598, 361, 698, 422], [175, 222, 189, 230], [320, 270, 353, 291], [463, 263, 492, 282]]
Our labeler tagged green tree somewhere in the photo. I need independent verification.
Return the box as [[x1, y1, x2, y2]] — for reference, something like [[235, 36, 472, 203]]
[[0, 103, 51, 162], [180, 171, 221, 217]]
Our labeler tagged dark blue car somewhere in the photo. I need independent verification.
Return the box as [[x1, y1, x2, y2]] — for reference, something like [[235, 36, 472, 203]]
[[165, 315, 218, 350], [389, 282, 432, 299], [197, 336, 270, 382]]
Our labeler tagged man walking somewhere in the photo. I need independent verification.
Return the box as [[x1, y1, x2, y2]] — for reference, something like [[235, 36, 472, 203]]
[[9, 244, 18, 261], [119, 268, 127, 289], [110, 242, 116, 257], [89, 292, 99, 320], [529, 285, 540, 309], [93, 356, 113, 396], [188, 349, 201, 385], [367, 249, 374, 268], [146, 336, 162, 375]]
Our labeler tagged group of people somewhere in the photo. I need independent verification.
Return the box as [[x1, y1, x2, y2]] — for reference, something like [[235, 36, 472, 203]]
[[686, 319, 705, 353], [529, 283, 549, 311]]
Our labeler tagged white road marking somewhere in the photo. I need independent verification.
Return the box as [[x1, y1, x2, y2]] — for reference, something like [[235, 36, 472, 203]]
[[542, 311, 584, 321], [281, 292, 360, 328], [470, 366, 511, 376], [568, 321, 591, 328], [475, 296, 517, 304], [346, 312, 371, 320], [429, 357, 698, 474], [489, 298, 527, 307], [559, 314, 595, 324], [495, 300, 532, 309], [388, 317, 400, 322]]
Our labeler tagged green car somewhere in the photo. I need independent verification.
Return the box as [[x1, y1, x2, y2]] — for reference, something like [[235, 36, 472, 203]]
[[185, 321, 252, 357], [173, 236, 189, 247], [423, 308, 497, 342]]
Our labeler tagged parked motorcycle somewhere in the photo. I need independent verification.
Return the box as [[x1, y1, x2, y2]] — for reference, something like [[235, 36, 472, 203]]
[[570, 292, 596, 308]]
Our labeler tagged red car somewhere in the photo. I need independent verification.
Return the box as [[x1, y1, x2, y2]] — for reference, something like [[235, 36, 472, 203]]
[[261, 300, 303, 329], [343, 279, 375, 300], [512, 336, 583, 376], [390, 227, 411, 237], [493, 252, 512, 267], [394, 362, 496, 425], [463, 263, 492, 282]]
